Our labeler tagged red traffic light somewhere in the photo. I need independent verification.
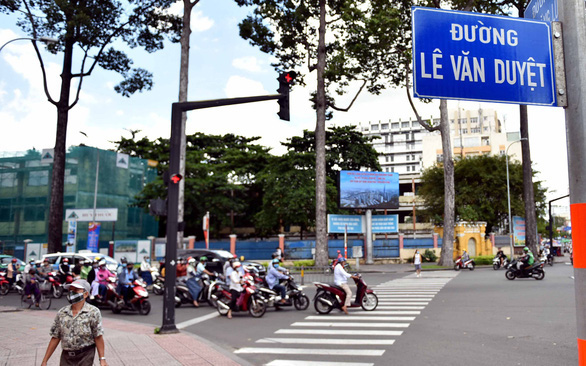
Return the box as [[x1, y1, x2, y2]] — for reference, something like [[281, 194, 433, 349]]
[[171, 174, 182, 184], [279, 71, 297, 84]]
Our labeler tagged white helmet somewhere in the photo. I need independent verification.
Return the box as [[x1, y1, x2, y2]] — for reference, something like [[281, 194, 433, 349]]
[[233, 261, 241, 269], [98, 259, 106, 266], [188, 258, 196, 265]]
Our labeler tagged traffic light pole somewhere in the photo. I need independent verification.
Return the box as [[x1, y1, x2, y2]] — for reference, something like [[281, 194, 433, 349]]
[[159, 93, 285, 333], [559, 1, 586, 364], [548, 194, 569, 253]]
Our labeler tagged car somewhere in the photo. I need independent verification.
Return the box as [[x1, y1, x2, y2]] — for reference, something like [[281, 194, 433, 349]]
[[177, 249, 266, 276], [42, 251, 118, 273], [0, 255, 26, 270]]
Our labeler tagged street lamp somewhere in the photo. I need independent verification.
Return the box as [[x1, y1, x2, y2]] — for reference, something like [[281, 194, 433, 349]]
[[506, 138, 527, 260], [0, 36, 58, 53]]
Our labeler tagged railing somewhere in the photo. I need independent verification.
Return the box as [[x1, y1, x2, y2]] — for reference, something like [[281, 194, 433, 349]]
[[288, 266, 333, 286]]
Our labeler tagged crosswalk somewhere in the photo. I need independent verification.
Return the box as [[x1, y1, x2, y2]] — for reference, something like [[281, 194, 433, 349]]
[[234, 271, 459, 366]]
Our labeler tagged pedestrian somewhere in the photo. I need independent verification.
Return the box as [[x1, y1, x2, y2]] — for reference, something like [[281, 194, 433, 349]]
[[413, 249, 423, 278], [140, 256, 152, 286], [40, 279, 108, 366]]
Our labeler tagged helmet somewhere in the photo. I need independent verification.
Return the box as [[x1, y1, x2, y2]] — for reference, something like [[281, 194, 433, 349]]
[[43, 258, 49, 263], [188, 258, 196, 264], [233, 261, 241, 268], [84, 260, 92, 265], [29, 258, 35, 263], [99, 259, 106, 266], [199, 256, 207, 262], [523, 247, 529, 252], [62, 258, 69, 263], [11, 258, 17, 263], [338, 256, 346, 262], [120, 256, 127, 264]]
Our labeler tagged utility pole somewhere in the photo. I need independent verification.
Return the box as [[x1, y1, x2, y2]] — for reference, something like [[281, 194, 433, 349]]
[[558, 1, 586, 363]]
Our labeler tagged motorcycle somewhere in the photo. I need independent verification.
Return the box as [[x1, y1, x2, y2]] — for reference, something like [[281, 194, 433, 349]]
[[493, 256, 509, 270], [110, 278, 151, 315], [313, 273, 378, 314], [46, 271, 73, 298], [0, 270, 25, 295], [88, 277, 121, 309], [175, 272, 219, 307], [0, 272, 9, 295], [255, 271, 310, 311], [454, 256, 476, 271], [216, 274, 266, 318], [539, 252, 554, 266], [505, 259, 545, 280]]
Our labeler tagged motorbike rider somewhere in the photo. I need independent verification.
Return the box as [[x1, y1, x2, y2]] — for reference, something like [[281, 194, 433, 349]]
[[266, 258, 289, 305], [7, 258, 20, 288], [115, 257, 127, 295], [186, 257, 214, 307], [334, 256, 359, 315], [224, 255, 237, 278], [88, 258, 100, 287], [119, 261, 137, 304], [24, 258, 35, 275], [58, 258, 71, 284], [139, 256, 153, 286], [461, 250, 470, 264], [91, 260, 115, 300], [496, 247, 507, 266], [37, 259, 52, 279], [24, 267, 43, 307], [227, 261, 243, 319], [517, 247, 535, 273], [80, 260, 92, 280]]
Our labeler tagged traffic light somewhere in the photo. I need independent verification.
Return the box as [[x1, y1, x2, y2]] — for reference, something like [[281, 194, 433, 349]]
[[277, 71, 296, 121]]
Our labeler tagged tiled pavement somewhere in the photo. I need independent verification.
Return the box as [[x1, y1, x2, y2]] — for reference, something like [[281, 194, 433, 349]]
[[0, 306, 249, 366]]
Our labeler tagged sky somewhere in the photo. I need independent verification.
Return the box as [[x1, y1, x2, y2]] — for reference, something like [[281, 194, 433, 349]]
[[0, 0, 570, 208]]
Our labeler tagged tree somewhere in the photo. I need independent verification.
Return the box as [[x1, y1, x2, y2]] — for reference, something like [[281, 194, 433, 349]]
[[255, 125, 381, 237], [235, 0, 406, 265], [115, 131, 271, 239], [2, 0, 181, 253], [418, 155, 547, 235]]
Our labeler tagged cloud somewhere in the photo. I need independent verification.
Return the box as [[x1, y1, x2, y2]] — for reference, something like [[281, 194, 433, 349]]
[[167, 3, 214, 32], [232, 56, 263, 73]]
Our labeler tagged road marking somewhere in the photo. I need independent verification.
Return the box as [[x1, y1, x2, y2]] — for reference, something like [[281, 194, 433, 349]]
[[374, 291, 439, 293], [176, 311, 219, 329], [349, 311, 421, 315], [377, 302, 429, 306], [276, 329, 403, 336], [349, 306, 424, 310], [377, 295, 435, 298], [291, 322, 410, 328], [266, 360, 374, 366], [257, 338, 396, 345], [305, 316, 416, 321], [235, 348, 385, 356]]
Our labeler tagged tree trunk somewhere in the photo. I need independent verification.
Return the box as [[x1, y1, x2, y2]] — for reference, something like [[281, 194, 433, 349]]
[[438, 100, 455, 266], [520, 105, 538, 255], [177, 0, 194, 249], [48, 37, 75, 253], [314, 0, 328, 267]]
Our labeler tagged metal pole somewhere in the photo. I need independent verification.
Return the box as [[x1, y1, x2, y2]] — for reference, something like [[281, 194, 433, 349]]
[[365, 209, 373, 264], [92, 149, 99, 224], [559, 2, 586, 362], [506, 139, 526, 259], [344, 224, 347, 259]]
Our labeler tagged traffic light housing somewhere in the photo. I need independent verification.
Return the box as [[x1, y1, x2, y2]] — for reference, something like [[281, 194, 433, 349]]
[[277, 71, 296, 121]]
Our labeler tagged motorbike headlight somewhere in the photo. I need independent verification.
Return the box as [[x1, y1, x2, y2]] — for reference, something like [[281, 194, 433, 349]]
[[247, 288, 254, 294]]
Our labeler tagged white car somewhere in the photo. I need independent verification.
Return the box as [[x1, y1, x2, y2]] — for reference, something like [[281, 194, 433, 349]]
[[42, 251, 118, 273]]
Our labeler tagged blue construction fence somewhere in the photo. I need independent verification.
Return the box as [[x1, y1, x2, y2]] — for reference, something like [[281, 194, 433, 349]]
[[184, 237, 442, 261]]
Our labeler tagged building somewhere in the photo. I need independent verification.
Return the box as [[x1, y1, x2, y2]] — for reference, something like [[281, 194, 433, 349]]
[[0, 146, 158, 255], [356, 108, 522, 229]]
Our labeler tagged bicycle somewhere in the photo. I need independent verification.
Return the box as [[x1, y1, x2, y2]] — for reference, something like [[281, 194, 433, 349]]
[[21, 281, 51, 310]]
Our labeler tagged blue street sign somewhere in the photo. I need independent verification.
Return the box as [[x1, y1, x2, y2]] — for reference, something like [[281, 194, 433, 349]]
[[412, 7, 556, 106], [328, 214, 364, 234], [526, 0, 558, 21], [372, 215, 399, 234]]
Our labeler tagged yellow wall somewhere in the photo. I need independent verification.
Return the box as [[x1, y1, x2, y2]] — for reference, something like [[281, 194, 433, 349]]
[[434, 222, 492, 259]]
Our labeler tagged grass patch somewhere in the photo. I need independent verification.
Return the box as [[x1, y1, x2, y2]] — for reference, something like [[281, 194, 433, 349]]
[[421, 264, 452, 269]]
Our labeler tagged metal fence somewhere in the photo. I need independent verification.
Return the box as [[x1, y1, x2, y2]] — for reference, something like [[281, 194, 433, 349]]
[[289, 266, 334, 286]]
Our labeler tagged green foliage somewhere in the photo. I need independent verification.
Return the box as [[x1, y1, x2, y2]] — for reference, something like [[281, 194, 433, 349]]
[[292, 260, 315, 267], [418, 155, 547, 233], [422, 249, 438, 263], [473, 255, 494, 265]]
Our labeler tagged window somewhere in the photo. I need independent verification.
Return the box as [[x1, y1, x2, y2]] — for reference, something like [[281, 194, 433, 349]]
[[450, 119, 455, 124], [28, 170, 48, 186], [470, 117, 478, 124], [24, 206, 45, 221], [471, 128, 481, 133], [65, 168, 77, 185], [381, 124, 389, 130], [458, 118, 466, 124], [401, 121, 410, 128], [406, 166, 411, 172], [437, 154, 444, 162], [385, 156, 389, 162], [385, 167, 389, 172], [0, 172, 17, 187], [371, 125, 379, 131], [0, 199, 14, 222], [391, 167, 394, 172], [433, 118, 441, 125], [406, 155, 410, 161], [127, 207, 142, 225], [25, 160, 41, 168], [391, 122, 400, 129], [390, 155, 394, 162]]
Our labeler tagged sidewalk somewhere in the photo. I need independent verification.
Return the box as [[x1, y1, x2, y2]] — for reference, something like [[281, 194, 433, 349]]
[[0, 306, 251, 366]]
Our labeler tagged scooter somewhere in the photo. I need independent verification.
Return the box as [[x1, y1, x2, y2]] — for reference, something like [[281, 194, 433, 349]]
[[0, 270, 25, 295], [175, 273, 218, 307], [46, 271, 73, 298], [313, 273, 378, 314], [216, 274, 266, 318], [493, 256, 509, 270], [110, 278, 151, 315], [256, 271, 310, 311], [0, 272, 9, 295], [454, 256, 476, 271], [88, 277, 121, 309], [506, 259, 545, 280], [539, 252, 554, 266]]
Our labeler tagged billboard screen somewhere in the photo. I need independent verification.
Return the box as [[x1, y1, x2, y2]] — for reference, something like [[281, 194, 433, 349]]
[[339, 171, 400, 209]]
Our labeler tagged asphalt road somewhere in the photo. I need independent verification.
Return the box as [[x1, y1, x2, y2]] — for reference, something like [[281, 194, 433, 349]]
[[1, 258, 577, 366]]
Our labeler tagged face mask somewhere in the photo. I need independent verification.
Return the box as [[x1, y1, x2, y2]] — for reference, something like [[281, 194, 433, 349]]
[[93, 264, 98, 268], [68, 291, 85, 304]]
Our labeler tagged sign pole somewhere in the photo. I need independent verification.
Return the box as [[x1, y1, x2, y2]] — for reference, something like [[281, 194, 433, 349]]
[[344, 224, 347, 259], [558, 1, 586, 363], [365, 210, 373, 264]]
